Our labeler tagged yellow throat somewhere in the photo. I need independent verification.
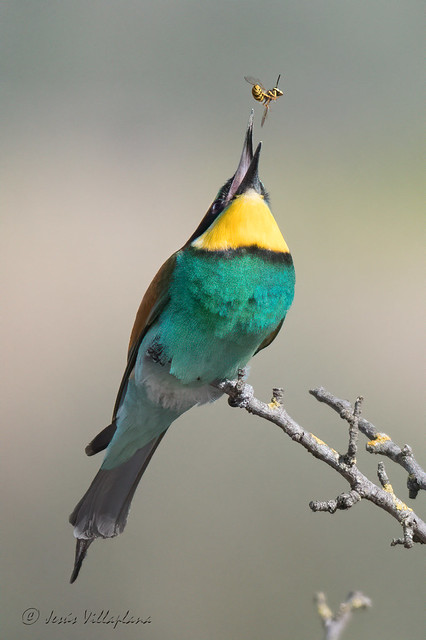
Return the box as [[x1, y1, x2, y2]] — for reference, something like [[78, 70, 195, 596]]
[[192, 189, 289, 253]]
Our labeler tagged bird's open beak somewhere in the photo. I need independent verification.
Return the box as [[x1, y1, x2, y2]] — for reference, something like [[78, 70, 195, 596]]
[[226, 110, 262, 202], [234, 142, 262, 196]]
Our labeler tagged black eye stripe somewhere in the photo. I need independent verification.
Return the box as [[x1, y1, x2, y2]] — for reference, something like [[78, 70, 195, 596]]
[[184, 177, 234, 245]]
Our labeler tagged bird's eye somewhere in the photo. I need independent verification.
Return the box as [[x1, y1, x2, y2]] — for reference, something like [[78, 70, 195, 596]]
[[210, 201, 223, 217]]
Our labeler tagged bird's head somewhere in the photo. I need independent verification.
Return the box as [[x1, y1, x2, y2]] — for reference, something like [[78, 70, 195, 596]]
[[185, 111, 267, 245], [186, 111, 288, 255]]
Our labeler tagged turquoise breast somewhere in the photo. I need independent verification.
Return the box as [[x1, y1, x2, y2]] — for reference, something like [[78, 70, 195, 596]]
[[151, 247, 295, 384]]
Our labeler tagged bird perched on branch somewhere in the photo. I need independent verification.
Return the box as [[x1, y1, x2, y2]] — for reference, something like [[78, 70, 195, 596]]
[[69, 111, 295, 582]]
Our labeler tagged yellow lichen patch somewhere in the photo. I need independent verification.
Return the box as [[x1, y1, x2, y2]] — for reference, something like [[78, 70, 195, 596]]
[[383, 483, 412, 512], [395, 500, 412, 512], [367, 432, 391, 447], [268, 398, 281, 410], [316, 600, 332, 621], [309, 434, 339, 459]]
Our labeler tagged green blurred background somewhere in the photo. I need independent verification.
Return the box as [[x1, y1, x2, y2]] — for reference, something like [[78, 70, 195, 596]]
[[2, 2, 424, 639]]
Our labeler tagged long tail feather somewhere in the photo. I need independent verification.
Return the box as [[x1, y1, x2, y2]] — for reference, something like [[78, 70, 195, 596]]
[[69, 432, 165, 582], [70, 539, 93, 583]]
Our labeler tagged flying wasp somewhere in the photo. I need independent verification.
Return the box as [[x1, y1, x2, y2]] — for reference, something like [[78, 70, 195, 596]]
[[244, 74, 283, 126]]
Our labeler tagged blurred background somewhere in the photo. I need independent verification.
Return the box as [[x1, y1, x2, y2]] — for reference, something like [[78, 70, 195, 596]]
[[1, 1, 424, 639]]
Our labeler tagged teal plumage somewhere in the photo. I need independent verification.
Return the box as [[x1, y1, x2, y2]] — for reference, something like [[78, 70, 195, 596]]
[[154, 248, 294, 381], [69, 112, 295, 582]]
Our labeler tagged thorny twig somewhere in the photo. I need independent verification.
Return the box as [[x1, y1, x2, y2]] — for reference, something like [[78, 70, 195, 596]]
[[215, 378, 426, 546], [316, 591, 372, 640]]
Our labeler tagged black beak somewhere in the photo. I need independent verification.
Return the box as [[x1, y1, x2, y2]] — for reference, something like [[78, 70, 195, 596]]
[[226, 110, 255, 201], [234, 141, 262, 196], [183, 111, 263, 247]]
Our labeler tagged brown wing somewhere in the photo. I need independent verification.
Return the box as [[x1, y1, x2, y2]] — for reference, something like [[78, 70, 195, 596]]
[[117, 251, 177, 414], [127, 253, 177, 356], [85, 253, 177, 456]]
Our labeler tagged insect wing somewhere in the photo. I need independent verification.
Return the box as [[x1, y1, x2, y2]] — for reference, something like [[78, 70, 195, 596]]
[[244, 76, 266, 91]]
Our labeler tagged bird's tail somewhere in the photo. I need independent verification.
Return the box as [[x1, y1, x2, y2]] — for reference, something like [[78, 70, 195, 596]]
[[69, 433, 165, 583]]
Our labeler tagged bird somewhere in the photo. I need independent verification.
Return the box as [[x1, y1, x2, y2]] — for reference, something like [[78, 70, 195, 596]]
[[69, 111, 295, 582]]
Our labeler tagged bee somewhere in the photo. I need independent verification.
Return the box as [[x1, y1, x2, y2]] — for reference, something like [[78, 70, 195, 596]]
[[244, 74, 283, 126]]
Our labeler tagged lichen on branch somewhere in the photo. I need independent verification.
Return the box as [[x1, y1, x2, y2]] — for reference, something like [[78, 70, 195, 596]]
[[215, 377, 426, 547]]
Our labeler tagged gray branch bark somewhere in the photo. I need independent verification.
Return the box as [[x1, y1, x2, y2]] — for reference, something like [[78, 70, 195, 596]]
[[215, 378, 426, 547], [315, 591, 372, 640], [310, 387, 426, 499]]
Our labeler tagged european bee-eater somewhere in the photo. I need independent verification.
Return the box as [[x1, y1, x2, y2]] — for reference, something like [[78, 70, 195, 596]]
[[69, 112, 295, 582]]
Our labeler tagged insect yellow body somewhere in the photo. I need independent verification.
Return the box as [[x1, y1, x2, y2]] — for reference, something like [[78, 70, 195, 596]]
[[244, 74, 283, 126], [251, 83, 265, 102]]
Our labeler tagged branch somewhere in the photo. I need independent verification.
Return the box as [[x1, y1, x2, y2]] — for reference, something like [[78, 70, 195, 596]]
[[215, 377, 426, 546], [315, 591, 372, 640], [310, 387, 426, 499]]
